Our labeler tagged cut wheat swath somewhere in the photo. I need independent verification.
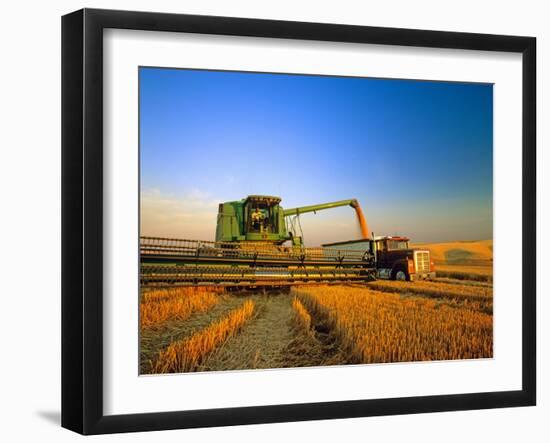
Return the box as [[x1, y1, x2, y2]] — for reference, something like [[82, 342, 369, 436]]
[[140, 287, 221, 329], [141, 286, 224, 304], [152, 299, 255, 373], [292, 296, 313, 335]]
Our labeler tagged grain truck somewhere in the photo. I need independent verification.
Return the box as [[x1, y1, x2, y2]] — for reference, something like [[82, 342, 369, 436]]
[[323, 236, 435, 281]]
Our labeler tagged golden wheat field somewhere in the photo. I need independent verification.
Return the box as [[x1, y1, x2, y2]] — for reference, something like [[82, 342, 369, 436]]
[[293, 286, 492, 363], [140, 249, 493, 373]]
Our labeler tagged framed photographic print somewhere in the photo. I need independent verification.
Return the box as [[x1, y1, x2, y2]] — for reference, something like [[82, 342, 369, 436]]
[[61, 8, 536, 435]]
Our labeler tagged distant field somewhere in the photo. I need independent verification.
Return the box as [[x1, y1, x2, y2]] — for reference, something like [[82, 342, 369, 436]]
[[435, 264, 493, 282], [411, 239, 493, 266]]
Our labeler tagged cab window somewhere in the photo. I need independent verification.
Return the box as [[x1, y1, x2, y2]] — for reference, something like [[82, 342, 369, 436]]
[[387, 240, 408, 250]]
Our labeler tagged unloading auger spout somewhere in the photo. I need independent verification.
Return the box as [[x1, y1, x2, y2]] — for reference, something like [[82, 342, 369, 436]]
[[284, 198, 370, 240]]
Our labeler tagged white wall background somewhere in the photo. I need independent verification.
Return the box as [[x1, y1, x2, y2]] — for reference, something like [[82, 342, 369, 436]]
[[0, 0, 546, 441]]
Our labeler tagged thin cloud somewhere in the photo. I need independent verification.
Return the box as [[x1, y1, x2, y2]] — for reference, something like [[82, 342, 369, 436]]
[[141, 188, 219, 240]]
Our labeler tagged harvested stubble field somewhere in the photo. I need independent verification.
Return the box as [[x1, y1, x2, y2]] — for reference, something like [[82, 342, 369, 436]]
[[140, 263, 493, 374]]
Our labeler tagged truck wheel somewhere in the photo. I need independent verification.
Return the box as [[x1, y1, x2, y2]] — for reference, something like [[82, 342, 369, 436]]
[[392, 268, 409, 281], [395, 270, 407, 281]]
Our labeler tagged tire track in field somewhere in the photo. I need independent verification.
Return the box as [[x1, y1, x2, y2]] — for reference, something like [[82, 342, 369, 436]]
[[197, 293, 297, 371]]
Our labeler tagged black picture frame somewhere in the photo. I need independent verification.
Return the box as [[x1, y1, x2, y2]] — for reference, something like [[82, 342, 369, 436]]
[[62, 8, 536, 435]]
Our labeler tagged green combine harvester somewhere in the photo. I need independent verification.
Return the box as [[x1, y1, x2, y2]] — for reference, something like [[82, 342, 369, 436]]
[[215, 195, 369, 247], [140, 195, 376, 287]]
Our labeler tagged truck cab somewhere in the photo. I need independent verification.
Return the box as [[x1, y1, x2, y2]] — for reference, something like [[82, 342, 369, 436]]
[[373, 236, 435, 281]]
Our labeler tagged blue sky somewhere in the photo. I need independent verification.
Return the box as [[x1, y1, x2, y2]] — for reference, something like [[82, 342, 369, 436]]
[[139, 67, 493, 245]]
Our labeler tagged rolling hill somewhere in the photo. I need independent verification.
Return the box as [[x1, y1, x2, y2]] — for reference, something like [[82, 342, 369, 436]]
[[410, 239, 493, 265]]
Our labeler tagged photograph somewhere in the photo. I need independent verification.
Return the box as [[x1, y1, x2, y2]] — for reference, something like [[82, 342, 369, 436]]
[[138, 67, 494, 375]]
